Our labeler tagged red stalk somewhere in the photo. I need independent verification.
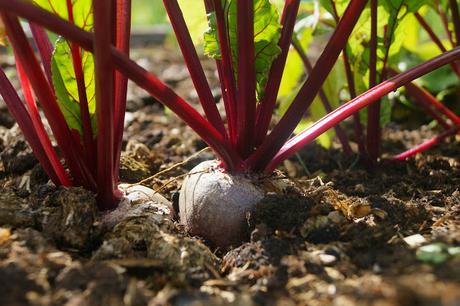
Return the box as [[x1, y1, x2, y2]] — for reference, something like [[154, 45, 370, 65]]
[[236, 0, 256, 156], [247, 0, 368, 172], [0, 0, 244, 170], [2, 12, 95, 189], [405, 85, 452, 130], [29, 23, 53, 83], [15, 58, 71, 186], [10, 0, 240, 168], [212, 0, 238, 143], [404, 81, 460, 126], [435, 0, 455, 47], [265, 47, 460, 173], [366, 0, 380, 164], [113, 0, 131, 179], [66, 0, 96, 174], [0, 68, 66, 185], [449, 0, 460, 46], [415, 13, 448, 53], [163, 0, 226, 137], [342, 49, 366, 155], [391, 126, 460, 161], [291, 37, 352, 154], [387, 68, 460, 127], [255, 0, 300, 147], [93, 0, 117, 209], [204, 1, 234, 139], [330, 0, 365, 156]]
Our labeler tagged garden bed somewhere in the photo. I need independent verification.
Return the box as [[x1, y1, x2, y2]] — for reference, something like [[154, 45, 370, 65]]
[[0, 45, 459, 306]]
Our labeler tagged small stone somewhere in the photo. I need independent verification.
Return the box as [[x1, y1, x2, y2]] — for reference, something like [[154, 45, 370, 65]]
[[317, 253, 338, 266], [403, 234, 427, 248], [327, 211, 345, 224], [122, 185, 171, 208], [101, 185, 173, 230], [0, 227, 11, 245]]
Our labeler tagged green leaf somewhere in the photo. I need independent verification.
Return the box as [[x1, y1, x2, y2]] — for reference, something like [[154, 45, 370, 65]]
[[177, 0, 208, 44], [416, 243, 460, 265], [279, 58, 345, 148], [203, 12, 221, 59], [346, 0, 432, 87], [52, 38, 97, 135], [33, 0, 93, 30], [43, 0, 96, 136], [51, 54, 83, 135], [204, 0, 282, 100], [320, 0, 350, 16], [278, 7, 319, 100]]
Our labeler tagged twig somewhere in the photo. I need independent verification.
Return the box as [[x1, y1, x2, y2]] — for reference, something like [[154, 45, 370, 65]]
[[127, 147, 210, 187], [152, 169, 210, 194]]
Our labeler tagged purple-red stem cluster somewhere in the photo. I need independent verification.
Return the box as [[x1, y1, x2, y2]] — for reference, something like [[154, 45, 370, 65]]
[[0, 0, 133, 210]]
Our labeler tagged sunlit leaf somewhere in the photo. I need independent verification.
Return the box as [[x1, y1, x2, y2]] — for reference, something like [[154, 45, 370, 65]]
[[177, 0, 208, 44], [33, 0, 93, 30], [0, 17, 6, 46], [52, 38, 96, 135], [204, 0, 282, 100], [43, 0, 96, 135]]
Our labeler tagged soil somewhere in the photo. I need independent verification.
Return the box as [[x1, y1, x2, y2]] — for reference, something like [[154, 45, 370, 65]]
[[0, 45, 460, 306]]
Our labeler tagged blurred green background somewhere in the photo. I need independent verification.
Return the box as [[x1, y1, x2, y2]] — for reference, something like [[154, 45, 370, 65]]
[[132, 0, 166, 26]]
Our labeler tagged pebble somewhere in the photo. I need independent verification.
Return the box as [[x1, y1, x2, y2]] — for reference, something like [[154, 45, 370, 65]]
[[318, 253, 338, 265], [403, 234, 427, 248], [328, 211, 345, 224]]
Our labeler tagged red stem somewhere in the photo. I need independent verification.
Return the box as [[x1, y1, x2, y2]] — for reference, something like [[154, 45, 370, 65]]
[[247, 0, 368, 172], [342, 49, 366, 155], [29, 23, 53, 83], [254, 0, 300, 147], [15, 58, 72, 186], [449, 0, 460, 46], [2, 12, 95, 189], [265, 47, 460, 173], [0, 0, 241, 170], [391, 125, 460, 161], [113, 0, 131, 180], [366, 0, 380, 165], [204, 1, 233, 140], [291, 37, 352, 154], [236, 0, 256, 157], [66, 0, 96, 174], [163, 0, 226, 137], [93, 0, 117, 210], [330, 0, 365, 156], [435, 0, 455, 47], [403, 81, 460, 126], [415, 13, 448, 53], [212, 0, 238, 143], [404, 84, 452, 130], [0, 68, 66, 185]]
